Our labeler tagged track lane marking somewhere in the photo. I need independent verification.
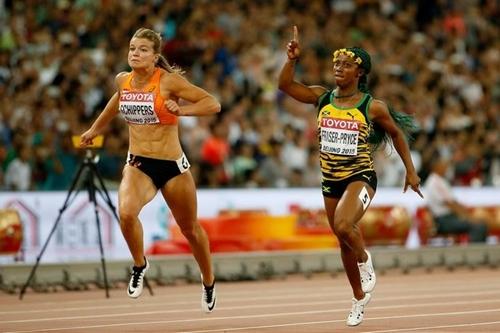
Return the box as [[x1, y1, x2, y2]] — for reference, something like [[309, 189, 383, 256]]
[[3, 274, 498, 308], [3, 305, 500, 332], [179, 310, 500, 333], [362, 320, 500, 333], [2, 284, 500, 316]]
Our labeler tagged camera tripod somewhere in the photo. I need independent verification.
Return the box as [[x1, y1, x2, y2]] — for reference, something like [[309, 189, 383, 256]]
[[19, 150, 153, 299]]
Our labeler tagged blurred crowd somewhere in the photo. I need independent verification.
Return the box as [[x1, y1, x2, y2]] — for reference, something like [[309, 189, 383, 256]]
[[0, 0, 498, 191]]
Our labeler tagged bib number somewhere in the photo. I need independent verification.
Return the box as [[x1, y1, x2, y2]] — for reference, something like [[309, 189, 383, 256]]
[[320, 126, 359, 156], [119, 92, 160, 124], [176, 154, 190, 173]]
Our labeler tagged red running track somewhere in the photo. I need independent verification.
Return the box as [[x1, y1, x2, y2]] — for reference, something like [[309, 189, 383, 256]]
[[1, 267, 500, 333]]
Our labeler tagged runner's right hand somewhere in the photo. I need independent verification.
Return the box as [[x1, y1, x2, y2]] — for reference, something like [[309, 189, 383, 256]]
[[80, 129, 97, 147]]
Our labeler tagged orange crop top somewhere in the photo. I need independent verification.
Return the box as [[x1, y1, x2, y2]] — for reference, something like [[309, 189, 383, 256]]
[[118, 68, 178, 125]]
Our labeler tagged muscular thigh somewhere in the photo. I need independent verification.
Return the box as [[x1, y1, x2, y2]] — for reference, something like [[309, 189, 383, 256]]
[[160, 171, 197, 228], [334, 181, 375, 225], [119, 165, 158, 215]]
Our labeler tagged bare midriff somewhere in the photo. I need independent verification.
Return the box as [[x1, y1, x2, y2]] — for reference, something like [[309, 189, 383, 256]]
[[128, 123, 182, 160]]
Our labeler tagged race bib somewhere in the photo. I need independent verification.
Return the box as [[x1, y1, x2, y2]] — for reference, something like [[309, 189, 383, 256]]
[[119, 91, 160, 124], [320, 117, 359, 156], [176, 153, 190, 173]]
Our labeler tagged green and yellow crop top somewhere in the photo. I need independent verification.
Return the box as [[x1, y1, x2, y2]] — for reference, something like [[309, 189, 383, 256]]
[[317, 91, 375, 181]]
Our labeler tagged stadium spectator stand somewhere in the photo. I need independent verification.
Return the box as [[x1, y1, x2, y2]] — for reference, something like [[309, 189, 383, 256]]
[[0, 0, 498, 190]]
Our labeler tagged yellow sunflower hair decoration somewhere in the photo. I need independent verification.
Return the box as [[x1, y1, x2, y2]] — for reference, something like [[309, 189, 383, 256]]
[[332, 48, 363, 64]]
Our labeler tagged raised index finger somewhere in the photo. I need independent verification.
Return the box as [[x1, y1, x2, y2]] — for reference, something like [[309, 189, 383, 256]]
[[293, 25, 299, 43], [414, 187, 424, 199]]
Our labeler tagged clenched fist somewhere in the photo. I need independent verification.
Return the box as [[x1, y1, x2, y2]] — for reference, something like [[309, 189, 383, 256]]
[[165, 99, 183, 116]]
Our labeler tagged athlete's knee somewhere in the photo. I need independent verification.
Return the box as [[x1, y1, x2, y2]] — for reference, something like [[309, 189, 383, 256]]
[[179, 222, 204, 242], [333, 216, 353, 239], [119, 206, 138, 226]]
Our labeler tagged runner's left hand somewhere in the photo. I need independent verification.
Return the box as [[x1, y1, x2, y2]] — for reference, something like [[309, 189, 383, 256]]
[[165, 100, 183, 116], [404, 172, 423, 198]]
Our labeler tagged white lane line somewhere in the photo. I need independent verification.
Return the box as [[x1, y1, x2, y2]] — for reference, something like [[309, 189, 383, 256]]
[[362, 320, 500, 333], [0, 284, 338, 308], [3, 276, 498, 308], [2, 290, 500, 323], [3, 300, 500, 332], [2, 283, 500, 316], [0, 309, 334, 333], [179, 310, 500, 333]]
